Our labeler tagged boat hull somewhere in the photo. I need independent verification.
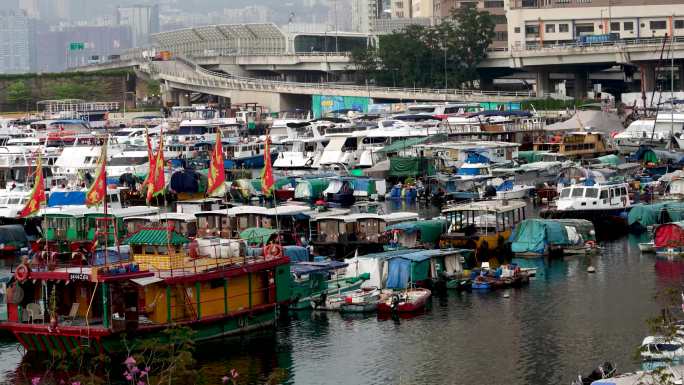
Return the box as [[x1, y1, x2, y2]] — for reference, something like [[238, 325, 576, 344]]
[[377, 289, 431, 313]]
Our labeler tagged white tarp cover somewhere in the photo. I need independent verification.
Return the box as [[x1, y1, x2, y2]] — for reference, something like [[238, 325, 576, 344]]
[[344, 255, 387, 289], [545, 110, 624, 133], [323, 179, 343, 195]]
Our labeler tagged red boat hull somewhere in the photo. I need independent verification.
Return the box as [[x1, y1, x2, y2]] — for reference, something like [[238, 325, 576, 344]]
[[275, 189, 295, 201], [377, 289, 431, 313]]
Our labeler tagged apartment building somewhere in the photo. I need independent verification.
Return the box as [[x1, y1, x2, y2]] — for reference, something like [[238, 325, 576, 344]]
[[433, 0, 508, 49], [507, 0, 684, 49]]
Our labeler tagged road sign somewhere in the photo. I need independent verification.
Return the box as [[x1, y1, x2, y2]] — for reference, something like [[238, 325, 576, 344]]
[[69, 42, 85, 51]]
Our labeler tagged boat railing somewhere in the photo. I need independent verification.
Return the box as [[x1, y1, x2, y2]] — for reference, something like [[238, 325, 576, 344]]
[[153, 252, 285, 279]]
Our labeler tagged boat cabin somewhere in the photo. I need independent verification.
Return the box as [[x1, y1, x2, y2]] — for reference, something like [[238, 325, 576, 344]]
[[441, 200, 527, 252], [556, 183, 631, 211], [175, 198, 224, 214], [124, 213, 197, 238], [533, 132, 616, 159]]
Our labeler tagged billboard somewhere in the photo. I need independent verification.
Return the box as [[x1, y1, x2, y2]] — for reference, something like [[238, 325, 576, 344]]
[[312, 95, 370, 118]]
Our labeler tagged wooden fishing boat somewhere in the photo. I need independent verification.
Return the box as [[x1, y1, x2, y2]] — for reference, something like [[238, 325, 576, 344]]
[[0, 227, 291, 354], [377, 288, 431, 313], [470, 264, 530, 290]]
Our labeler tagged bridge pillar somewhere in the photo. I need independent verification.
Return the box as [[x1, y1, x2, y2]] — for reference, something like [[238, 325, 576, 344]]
[[535, 70, 551, 97], [574, 71, 588, 99], [679, 63, 684, 91], [177, 92, 190, 107], [641, 63, 658, 92]]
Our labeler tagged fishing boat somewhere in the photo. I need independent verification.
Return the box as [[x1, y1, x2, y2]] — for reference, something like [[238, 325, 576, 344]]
[[289, 261, 368, 310], [494, 180, 534, 200], [509, 218, 597, 257], [533, 131, 617, 159], [640, 336, 684, 363], [0, 227, 292, 354], [652, 221, 684, 257], [311, 286, 378, 311], [377, 288, 431, 313], [470, 263, 530, 290], [441, 200, 527, 253], [639, 241, 655, 253], [338, 289, 385, 313], [541, 182, 632, 232]]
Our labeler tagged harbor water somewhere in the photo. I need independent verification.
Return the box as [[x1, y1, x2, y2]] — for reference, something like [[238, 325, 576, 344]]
[[0, 201, 675, 385]]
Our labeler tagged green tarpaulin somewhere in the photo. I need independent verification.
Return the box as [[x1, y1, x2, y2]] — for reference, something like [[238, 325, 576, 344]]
[[518, 151, 546, 164], [597, 154, 620, 166], [509, 219, 595, 255], [389, 157, 435, 178], [294, 178, 330, 200], [377, 137, 430, 154], [240, 227, 278, 244], [628, 202, 684, 227], [386, 219, 448, 243]]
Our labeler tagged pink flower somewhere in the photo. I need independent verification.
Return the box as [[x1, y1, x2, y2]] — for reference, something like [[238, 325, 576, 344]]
[[124, 356, 137, 367], [140, 371, 148, 377], [144, 367, 150, 373], [31, 377, 40, 385], [137, 381, 145, 385], [125, 374, 133, 381], [71, 382, 81, 385], [230, 369, 239, 379], [221, 376, 229, 383], [130, 367, 140, 374]]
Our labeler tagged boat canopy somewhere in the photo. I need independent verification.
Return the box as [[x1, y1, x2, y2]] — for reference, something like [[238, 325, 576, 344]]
[[376, 137, 431, 154], [385, 219, 448, 244], [291, 261, 347, 276], [124, 229, 190, 245], [294, 178, 329, 200], [597, 154, 620, 166], [0, 224, 30, 247], [47, 191, 86, 207], [239, 227, 278, 244], [517, 151, 546, 164], [385, 249, 462, 289], [628, 202, 684, 227], [509, 219, 595, 255], [389, 157, 435, 178], [654, 221, 684, 248]]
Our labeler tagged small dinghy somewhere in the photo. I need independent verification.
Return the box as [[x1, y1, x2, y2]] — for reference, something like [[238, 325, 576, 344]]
[[377, 288, 431, 313], [311, 287, 380, 311], [639, 241, 655, 253], [339, 290, 385, 313]]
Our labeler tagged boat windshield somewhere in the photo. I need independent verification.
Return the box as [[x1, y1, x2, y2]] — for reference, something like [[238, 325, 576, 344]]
[[571, 188, 584, 197], [560, 188, 571, 198], [585, 188, 598, 198], [109, 156, 148, 166], [178, 126, 215, 135]]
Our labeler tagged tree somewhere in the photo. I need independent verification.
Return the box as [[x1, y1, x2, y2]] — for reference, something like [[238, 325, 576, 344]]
[[348, 8, 495, 89], [146, 79, 161, 97], [450, 6, 496, 87], [6, 80, 32, 106]]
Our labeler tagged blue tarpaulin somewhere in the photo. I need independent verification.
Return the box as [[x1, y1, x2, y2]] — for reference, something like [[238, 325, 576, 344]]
[[291, 261, 347, 276], [48, 191, 86, 207], [170, 170, 201, 193], [283, 246, 309, 262], [386, 257, 411, 289]]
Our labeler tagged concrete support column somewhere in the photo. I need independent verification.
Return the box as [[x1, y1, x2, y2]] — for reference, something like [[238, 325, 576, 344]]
[[161, 84, 175, 107], [641, 63, 657, 92], [535, 70, 551, 97], [679, 63, 684, 91], [574, 71, 588, 99], [177, 91, 190, 107]]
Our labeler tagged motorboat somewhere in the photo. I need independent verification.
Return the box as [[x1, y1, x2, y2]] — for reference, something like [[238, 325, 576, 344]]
[[494, 180, 534, 200], [311, 286, 380, 311], [640, 335, 684, 363], [377, 288, 431, 313]]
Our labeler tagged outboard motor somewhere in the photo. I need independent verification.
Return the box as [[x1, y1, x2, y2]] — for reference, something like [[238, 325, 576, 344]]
[[572, 362, 616, 385]]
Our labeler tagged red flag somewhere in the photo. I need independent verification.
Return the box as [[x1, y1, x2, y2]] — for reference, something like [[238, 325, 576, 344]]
[[207, 130, 225, 196], [142, 127, 156, 188], [18, 154, 46, 218], [85, 145, 107, 207], [146, 131, 165, 204], [261, 136, 274, 196]]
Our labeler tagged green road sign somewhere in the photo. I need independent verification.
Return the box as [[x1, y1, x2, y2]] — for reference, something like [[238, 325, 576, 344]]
[[69, 42, 85, 51]]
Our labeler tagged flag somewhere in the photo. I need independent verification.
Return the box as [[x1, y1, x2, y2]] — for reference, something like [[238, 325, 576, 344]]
[[261, 136, 274, 196], [207, 130, 225, 196], [146, 131, 165, 204], [85, 145, 107, 207], [142, 127, 156, 188], [18, 154, 46, 218]]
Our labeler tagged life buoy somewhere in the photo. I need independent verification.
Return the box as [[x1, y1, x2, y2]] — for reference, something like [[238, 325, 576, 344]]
[[263, 244, 283, 258], [15, 264, 29, 282]]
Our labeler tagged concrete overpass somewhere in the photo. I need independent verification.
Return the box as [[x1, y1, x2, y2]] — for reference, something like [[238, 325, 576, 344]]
[[480, 36, 684, 96], [146, 57, 536, 111]]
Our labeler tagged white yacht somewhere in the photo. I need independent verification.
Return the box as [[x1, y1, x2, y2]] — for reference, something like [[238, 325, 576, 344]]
[[556, 182, 631, 211], [273, 122, 328, 169], [106, 151, 150, 178]]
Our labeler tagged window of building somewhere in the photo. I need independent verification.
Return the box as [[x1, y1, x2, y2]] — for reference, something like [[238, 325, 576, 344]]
[[525, 25, 540, 37], [484, 0, 504, 7], [559, 23, 569, 33], [545, 24, 555, 33], [514, 27, 521, 33], [624, 21, 634, 31], [676, 20, 684, 29], [492, 15, 507, 24], [576, 0, 591, 3], [521, 0, 537, 7], [576, 23, 594, 34], [650, 20, 667, 30], [610, 22, 620, 31], [495, 31, 508, 41]]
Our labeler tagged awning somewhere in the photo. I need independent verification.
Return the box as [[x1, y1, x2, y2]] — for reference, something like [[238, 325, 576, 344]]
[[240, 227, 278, 244], [131, 276, 164, 286], [377, 137, 430, 154]]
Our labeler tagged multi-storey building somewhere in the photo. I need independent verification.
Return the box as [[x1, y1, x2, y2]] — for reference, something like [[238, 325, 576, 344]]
[[0, 10, 34, 74], [117, 4, 160, 48], [352, 0, 384, 33], [507, 0, 684, 49], [433, 0, 508, 49]]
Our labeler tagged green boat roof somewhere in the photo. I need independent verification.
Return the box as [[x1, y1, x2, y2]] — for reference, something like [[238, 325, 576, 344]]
[[124, 229, 190, 245], [239, 227, 278, 244]]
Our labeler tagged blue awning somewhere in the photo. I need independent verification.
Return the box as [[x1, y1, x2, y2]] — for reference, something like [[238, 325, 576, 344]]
[[291, 261, 348, 275], [48, 191, 86, 207]]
